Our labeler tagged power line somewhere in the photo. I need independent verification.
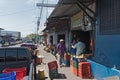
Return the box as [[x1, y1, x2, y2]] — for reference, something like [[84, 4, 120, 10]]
[[46, 0, 48, 20], [37, 0, 44, 30]]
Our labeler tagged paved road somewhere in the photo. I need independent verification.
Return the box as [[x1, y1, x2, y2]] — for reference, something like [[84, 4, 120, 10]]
[[36, 45, 96, 80]]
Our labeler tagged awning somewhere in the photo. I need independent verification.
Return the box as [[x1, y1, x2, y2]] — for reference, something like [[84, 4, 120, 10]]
[[46, 0, 96, 31], [49, 0, 95, 18]]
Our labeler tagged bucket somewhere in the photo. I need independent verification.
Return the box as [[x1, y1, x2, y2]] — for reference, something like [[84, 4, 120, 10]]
[[2, 67, 26, 80], [38, 69, 45, 79], [0, 72, 16, 80]]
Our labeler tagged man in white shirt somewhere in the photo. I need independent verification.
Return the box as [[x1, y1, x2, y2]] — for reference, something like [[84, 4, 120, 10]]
[[72, 39, 85, 56]]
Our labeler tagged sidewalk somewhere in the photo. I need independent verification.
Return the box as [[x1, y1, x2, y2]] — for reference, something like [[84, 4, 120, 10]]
[[36, 45, 96, 80]]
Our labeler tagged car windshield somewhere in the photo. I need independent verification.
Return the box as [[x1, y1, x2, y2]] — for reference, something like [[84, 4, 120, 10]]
[[27, 41, 32, 43], [25, 41, 34, 44]]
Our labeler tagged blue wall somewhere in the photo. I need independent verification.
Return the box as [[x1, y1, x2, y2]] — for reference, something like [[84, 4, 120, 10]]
[[93, 0, 120, 70], [93, 35, 120, 69], [90, 0, 120, 79], [88, 60, 120, 80]]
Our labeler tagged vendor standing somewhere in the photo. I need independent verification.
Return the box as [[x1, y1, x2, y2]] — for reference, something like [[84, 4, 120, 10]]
[[72, 38, 86, 56]]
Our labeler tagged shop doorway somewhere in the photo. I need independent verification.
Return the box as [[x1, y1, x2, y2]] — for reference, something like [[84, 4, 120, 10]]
[[57, 34, 65, 43], [50, 36, 53, 44], [72, 30, 91, 53]]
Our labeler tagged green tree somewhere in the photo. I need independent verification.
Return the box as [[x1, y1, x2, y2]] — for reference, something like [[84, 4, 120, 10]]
[[24, 33, 40, 43]]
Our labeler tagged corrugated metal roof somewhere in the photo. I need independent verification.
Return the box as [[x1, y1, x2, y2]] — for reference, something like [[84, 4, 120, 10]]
[[49, 0, 95, 18]]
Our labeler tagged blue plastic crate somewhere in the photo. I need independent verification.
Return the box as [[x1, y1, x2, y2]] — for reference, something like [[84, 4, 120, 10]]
[[0, 72, 16, 80]]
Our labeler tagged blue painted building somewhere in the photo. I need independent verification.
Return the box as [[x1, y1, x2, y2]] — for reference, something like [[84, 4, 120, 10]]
[[89, 0, 120, 79], [46, 0, 120, 79]]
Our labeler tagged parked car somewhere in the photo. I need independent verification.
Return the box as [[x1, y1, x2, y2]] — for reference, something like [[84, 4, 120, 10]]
[[0, 47, 35, 80], [25, 40, 35, 44], [20, 42, 37, 57]]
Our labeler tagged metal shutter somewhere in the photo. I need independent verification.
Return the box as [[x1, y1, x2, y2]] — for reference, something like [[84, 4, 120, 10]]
[[99, 0, 120, 35]]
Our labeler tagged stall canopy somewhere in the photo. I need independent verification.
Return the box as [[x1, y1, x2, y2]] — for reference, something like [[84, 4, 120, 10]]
[[49, 0, 95, 18], [43, 0, 96, 32]]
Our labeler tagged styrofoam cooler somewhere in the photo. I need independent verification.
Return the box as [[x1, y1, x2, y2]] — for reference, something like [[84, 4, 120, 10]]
[[78, 62, 91, 79], [36, 55, 45, 64]]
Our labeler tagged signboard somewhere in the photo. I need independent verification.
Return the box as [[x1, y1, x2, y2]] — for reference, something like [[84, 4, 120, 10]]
[[71, 11, 83, 30]]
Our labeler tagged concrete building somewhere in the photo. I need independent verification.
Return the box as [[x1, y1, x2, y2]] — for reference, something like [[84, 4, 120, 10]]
[[43, 0, 120, 79]]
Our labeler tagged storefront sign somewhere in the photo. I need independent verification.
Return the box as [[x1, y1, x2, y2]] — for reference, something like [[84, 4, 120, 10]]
[[71, 12, 83, 30]]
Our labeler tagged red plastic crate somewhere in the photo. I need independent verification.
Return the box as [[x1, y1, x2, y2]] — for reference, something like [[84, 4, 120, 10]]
[[78, 62, 91, 79], [70, 60, 73, 66], [64, 54, 70, 60], [70, 64, 73, 73], [73, 67, 78, 76], [48, 61, 58, 70], [3, 67, 26, 80]]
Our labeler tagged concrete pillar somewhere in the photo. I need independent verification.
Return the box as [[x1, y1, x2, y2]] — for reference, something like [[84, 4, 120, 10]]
[[53, 32, 57, 45]]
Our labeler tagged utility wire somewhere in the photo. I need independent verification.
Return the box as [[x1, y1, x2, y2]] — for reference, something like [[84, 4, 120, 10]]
[[46, 0, 48, 20], [37, 0, 44, 30]]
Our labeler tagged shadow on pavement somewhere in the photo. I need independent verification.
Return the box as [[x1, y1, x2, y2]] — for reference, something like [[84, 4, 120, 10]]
[[54, 73, 67, 79], [36, 73, 67, 80]]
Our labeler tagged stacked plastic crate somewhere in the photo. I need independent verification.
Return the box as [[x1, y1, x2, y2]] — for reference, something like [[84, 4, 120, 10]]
[[64, 53, 70, 67], [70, 59, 73, 73], [73, 58, 78, 76], [48, 61, 58, 79], [78, 62, 91, 79]]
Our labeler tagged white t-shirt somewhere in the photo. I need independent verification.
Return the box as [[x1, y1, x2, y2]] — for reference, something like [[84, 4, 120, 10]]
[[72, 42, 85, 55]]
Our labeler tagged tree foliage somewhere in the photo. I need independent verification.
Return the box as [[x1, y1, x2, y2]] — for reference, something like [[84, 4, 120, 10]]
[[23, 33, 40, 42]]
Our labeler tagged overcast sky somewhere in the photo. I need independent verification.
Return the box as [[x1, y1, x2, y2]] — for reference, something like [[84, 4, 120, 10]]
[[0, 0, 58, 37]]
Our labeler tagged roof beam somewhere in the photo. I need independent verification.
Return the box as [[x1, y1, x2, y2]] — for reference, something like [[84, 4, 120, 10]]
[[76, 0, 96, 21], [78, 0, 95, 15], [36, 3, 56, 7]]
